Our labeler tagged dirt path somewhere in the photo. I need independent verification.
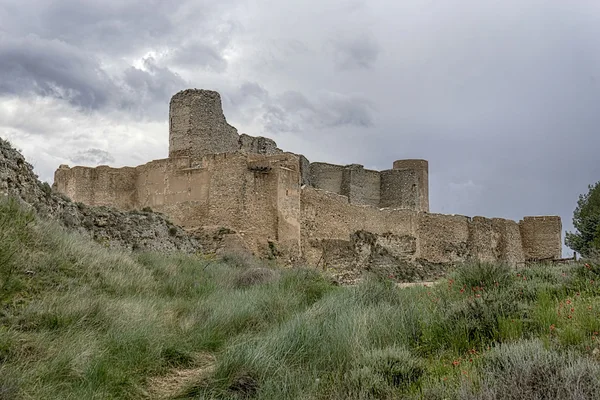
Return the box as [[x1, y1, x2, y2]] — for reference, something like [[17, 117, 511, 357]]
[[145, 352, 216, 399]]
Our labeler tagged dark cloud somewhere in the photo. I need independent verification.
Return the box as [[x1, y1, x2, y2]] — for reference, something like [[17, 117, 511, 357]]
[[258, 90, 374, 133], [70, 148, 115, 165], [331, 33, 380, 71], [0, 34, 115, 109], [121, 57, 188, 118], [168, 42, 228, 72], [2, 0, 174, 56]]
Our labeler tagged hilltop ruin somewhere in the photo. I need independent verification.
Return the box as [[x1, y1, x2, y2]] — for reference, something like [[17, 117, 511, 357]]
[[53, 89, 562, 281]]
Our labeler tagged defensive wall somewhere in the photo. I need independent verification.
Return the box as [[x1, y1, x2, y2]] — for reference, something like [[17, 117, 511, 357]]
[[53, 88, 562, 280]]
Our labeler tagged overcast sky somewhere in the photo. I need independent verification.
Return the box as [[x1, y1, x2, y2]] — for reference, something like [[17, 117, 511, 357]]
[[2, 0, 600, 255]]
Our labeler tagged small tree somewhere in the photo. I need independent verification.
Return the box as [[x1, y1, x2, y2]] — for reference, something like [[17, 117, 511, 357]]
[[565, 181, 600, 257]]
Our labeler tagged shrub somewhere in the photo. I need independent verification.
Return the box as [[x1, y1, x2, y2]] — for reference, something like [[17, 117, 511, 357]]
[[347, 346, 424, 395], [234, 268, 279, 289], [220, 251, 264, 270], [464, 339, 600, 399], [452, 262, 513, 290]]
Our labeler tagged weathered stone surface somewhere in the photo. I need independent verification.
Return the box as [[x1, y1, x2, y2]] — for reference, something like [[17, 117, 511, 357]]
[[238, 134, 281, 155], [169, 89, 239, 159], [1, 137, 199, 253]]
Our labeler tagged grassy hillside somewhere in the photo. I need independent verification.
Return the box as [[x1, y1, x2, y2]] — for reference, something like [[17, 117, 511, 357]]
[[1, 197, 600, 399]]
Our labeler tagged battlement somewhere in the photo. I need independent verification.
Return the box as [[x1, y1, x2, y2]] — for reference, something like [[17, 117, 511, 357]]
[[53, 88, 562, 279]]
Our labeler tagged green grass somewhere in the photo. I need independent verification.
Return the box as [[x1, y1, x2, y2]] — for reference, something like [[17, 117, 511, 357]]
[[1, 197, 600, 399]]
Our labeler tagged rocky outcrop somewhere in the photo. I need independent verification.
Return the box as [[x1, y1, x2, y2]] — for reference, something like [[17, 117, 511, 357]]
[[0, 137, 199, 253]]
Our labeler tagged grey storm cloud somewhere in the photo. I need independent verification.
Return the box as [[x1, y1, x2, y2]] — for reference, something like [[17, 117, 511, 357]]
[[0, 33, 190, 115], [168, 43, 228, 72], [0, 0, 237, 116], [121, 57, 189, 118], [248, 88, 374, 133], [0, 34, 115, 109], [331, 33, 381, 71]]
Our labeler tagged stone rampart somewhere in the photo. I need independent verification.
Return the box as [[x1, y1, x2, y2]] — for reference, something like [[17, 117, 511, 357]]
[[54, 164, 138, 210], [392, 159, 429, 212], [52, 88, 563, 282], [308, 160, 428, 210], [341, 165, 380, 206], [309, 162, 345, 195], [519, 216, 562, 260]]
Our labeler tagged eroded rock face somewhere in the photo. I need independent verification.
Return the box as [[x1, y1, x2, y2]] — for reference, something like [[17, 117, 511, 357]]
[[1, 137, 199, 253]]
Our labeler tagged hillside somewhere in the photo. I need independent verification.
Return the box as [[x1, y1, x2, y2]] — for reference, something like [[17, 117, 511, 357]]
[[0, 138, 198, 253], [2, 195, 600, 399]]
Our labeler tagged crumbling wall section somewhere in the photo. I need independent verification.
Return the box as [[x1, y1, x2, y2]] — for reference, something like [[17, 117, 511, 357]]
[[53, 165, 138, 210], [416, 213, 470, 264], [238, 134, 281, 155], [519, 216, 562, 260], [380, 169, 420, 210], [298, 154, 311, 186], [309, 162, 345, 195], [467, 216, 524, 264], [300, 187, 417, 268], [169, 89, 240, 159], [341, 165, 381, 206], [274, 156, 302, 258], [136, 157, 211, 228]]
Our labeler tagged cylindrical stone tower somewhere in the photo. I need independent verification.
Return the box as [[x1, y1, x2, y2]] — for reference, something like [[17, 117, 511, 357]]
[[168, 89, 239, 159], [379, 159, 429, 212]]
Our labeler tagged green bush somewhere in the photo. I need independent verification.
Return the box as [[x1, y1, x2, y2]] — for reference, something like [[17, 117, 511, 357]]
[[346, 346, 424, 395], [453, 261, 513, 290], [464, 340, 600, 399]]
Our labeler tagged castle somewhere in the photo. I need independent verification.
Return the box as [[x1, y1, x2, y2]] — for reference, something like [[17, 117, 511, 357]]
[[53, 89, 562, 280]]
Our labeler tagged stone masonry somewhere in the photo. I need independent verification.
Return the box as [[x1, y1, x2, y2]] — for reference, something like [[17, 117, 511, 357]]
[[53, 88, 563, 281]]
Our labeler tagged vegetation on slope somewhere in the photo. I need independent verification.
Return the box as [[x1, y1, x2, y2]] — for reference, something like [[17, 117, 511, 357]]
[[2, 197, 600, 399]]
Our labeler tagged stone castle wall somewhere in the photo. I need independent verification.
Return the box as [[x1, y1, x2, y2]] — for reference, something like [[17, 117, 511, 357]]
[[307, 160, 429, 211], [53, 88, 563, 280], [54, 152, 303, 257]]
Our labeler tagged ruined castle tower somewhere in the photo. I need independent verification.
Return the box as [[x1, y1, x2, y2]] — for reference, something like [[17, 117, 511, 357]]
[[380, 159, 429, 212], [169, 89, 240, 159], [168, 89, 281, 159]]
